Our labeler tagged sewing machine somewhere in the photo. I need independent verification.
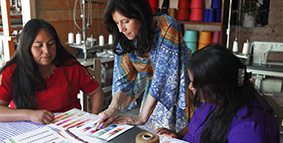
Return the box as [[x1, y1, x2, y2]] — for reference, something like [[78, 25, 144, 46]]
[[246, 41, 283, 93], [252, 41, 283, 66]]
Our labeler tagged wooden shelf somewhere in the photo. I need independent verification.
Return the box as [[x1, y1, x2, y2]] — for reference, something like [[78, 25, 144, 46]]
[[0, 6, 22, 10], [178, 21, 222, 25], [0, 24, 22, 32], [0, 14, 22, 19]]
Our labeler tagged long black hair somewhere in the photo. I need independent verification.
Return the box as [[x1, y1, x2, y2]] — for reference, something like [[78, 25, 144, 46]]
[[0, 19, 77, 109], [188, 45, 256, 142], [101, 0, 155, 55]]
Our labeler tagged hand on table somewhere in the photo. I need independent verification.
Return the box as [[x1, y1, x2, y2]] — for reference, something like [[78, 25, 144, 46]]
[[27, 110, 54, 125], [94, 107, 118, 130], [155, 127, 178, 139]]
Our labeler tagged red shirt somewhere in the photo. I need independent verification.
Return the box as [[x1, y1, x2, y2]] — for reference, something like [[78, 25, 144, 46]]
[[0, 59, 99, 112]]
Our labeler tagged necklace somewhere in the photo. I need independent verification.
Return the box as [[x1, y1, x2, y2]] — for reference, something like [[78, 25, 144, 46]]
[[47, 66, 57, 79]]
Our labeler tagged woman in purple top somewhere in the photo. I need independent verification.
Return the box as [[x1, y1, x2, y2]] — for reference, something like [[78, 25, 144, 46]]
[[156, 45, 280, 143]]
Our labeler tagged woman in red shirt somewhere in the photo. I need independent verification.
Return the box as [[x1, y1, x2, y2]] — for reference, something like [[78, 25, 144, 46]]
[[0, 19, 104, 124]]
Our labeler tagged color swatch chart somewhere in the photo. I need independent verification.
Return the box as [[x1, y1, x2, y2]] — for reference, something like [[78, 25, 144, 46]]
[[68, 122, 133, 142], [50, 108, 99, 130]]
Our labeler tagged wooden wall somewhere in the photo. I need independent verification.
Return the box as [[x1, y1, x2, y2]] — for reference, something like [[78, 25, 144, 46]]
[[34, 0, 109, 55]]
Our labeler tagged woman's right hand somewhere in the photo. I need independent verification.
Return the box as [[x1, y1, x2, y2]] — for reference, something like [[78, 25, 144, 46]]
[[27, 110, 54, 125], [94, 106, 118, 130]]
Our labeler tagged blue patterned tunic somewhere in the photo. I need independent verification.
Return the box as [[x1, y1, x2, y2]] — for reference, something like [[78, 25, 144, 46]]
[[112, 14, 192, 132]]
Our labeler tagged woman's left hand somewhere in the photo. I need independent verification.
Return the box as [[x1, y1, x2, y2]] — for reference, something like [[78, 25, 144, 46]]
[[112, 116, 146, 125], [155, 127, 178, 138]]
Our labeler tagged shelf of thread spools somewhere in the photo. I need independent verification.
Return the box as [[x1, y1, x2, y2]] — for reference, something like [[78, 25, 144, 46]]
[[66, 32, 114, 61], [183, 29, 221, 53], [168, 0, 229, 46]]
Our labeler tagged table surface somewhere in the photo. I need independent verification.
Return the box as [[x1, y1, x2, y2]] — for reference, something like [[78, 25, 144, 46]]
[[0, 120, 187, 143]]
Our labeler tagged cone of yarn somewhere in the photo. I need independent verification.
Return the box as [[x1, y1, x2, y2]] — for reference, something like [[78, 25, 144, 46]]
[[186, 42, 197, 53], [215, 9, 222, 22], [232, 38, 238, 52], [148, 0, 158, 8], [178, 0, 190, 8], [211, 0, 222, 9], [198, 43, 209, 50], [190, 0, 204, 8], [203, 9, 209, 22], [208, 9, 215, 22], [190, 8, 204, 21], [176, 8, 190, 20], [184, 30, 198, 42], [242, 40, 250, 55], [199, 31, 212, 44], [211, 31, 220, 45], [169, 8, 177, 18]]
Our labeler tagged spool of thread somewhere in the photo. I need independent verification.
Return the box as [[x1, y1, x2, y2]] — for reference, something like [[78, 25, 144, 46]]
[[198, 43, 209, 50], [215, 9, 222, 22], [199, 31, 212, 44], [108, 34, 113, 44], [232, 38, 238, 52], [76, 32, 81, 45], [190, 0, 204, 8], [148, 0, 158, 8], [176, 8, 190, 20], [169, 8, 177, 18], [99, 34, 104, 46], [211, 0, 222, 9], [208, 9, 215, 22], [136, 132, 159, 143], [203, 9, 210, 22], [190, 8, 204, 21], [211, 31, 220, 45], [242, 39, 250, 55], [186, 42, 197, 53], [68, 32, 74, 44], [184, 30, 198, 43], [178, 0, 190, 8]]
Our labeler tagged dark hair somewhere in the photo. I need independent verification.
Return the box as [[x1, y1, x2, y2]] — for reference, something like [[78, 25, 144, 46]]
[[101, 0, 154, 55], [0, 18, 77, 109], [188, 45, 255, 142]]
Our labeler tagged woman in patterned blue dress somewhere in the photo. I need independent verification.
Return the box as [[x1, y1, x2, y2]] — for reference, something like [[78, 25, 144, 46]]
[[94, 0, 194, 132]]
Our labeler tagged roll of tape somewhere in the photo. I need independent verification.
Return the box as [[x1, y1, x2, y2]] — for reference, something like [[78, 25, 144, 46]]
[[136, 132, 159, 143]]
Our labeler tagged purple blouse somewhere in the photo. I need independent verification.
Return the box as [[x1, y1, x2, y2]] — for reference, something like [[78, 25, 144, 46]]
[[182, 99, 280, 143]]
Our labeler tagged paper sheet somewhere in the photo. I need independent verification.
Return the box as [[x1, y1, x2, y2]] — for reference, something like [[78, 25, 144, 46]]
[[4, 126, 68, 143]]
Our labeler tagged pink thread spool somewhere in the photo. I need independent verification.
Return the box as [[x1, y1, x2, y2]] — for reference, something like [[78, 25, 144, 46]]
[[176, 8, 190, 20], [211, 31, 220, 45], [190, 8, 204, 21], [178, 0, 190, 8], [190, 0, 204, 8]]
